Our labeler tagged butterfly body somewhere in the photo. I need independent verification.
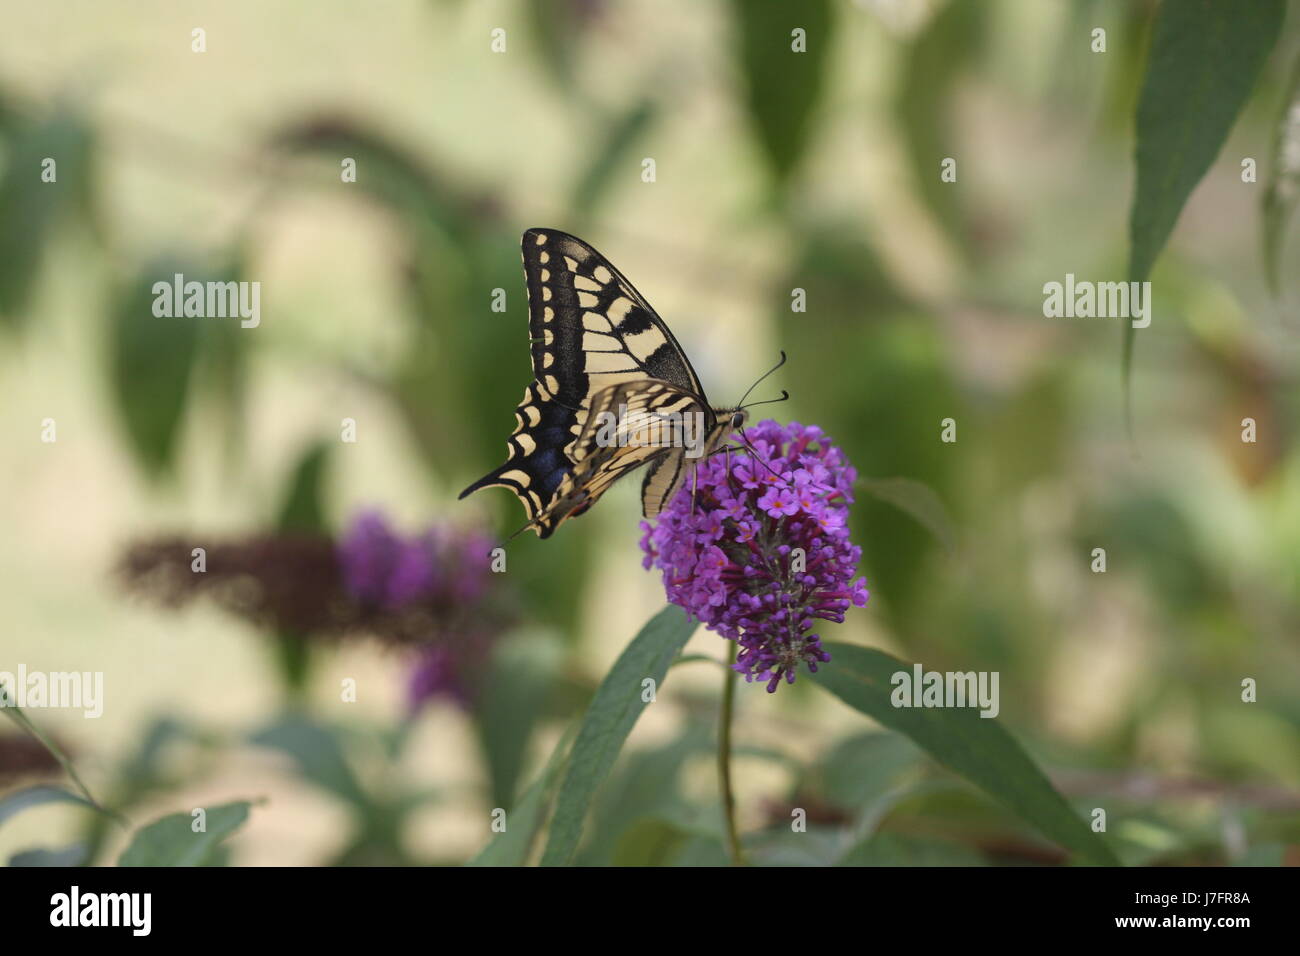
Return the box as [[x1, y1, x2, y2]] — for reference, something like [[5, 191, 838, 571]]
[[460, 228, 744, 538]]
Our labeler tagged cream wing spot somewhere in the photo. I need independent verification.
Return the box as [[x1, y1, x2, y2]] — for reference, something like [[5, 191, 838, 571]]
[[573, 274, 600, 292], [577, 291, 599, 309], [607, 296, 634, 325], [564, 256, 579, 272], [583, 311, 611, 332], [534, 233, 547, 245], [593, 265, 613, 284]]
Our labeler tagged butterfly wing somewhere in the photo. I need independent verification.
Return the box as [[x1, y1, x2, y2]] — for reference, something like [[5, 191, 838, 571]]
[[461, 228, 710, 537], [535, 379, 722, 535]]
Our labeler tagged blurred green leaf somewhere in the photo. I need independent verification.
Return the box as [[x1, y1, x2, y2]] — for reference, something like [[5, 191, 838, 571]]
[[0, 785, 100, 829], [250, 716, 370, 808], [568, 98, 658, 223], [108, 258, 209, 478], [1124, 0, 1285, 399], [1262, 53, 1300, 297], [118, 800, 251, 867], [525, 0, 606, 92], [272, 117, 482, 245], [474, 632, 562, 810], [540, 605, 697, 865], [611, 817, 690, 866], [836, 831, 984, 866], [9, 844, 88, 866], [731, 0, 832, 189], [0, 107, 95, 328], [894, 0, 985, 249], [812, 643, 1120, 866], [269, 441, 331, 696], [819, 731, 921, 811], [0, 697, 109, 815], [858, 477, 957, 556], [466, 728, 573, 867], [576, 724, 711, 865], [276, 441, 330, 532]]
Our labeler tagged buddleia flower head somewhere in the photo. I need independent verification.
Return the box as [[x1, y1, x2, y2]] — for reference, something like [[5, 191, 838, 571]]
[[639, 420, 869, 692], [120, 511, 508, 709]]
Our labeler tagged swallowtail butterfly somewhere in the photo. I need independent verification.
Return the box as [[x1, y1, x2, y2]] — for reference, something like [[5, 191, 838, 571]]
[[460, 228, 784, 538]]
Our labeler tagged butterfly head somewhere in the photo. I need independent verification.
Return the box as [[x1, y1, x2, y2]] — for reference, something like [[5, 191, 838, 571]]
[[728, 409, 748, 431]]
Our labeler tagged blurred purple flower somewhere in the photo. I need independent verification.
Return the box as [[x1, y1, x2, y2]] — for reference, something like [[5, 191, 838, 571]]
[[336, 511, 503, 710], [640, 420, 869, 692], [121, 511, 509, 711]]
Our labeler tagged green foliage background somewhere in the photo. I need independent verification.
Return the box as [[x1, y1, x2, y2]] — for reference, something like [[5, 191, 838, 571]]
[[1, 0, 1298, 867]]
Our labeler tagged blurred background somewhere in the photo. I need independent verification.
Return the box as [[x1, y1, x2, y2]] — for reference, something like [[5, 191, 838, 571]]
[[1, 0, 1298, 866]]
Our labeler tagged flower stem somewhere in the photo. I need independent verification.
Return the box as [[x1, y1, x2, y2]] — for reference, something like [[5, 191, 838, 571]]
[[718, 643, 747, 866]]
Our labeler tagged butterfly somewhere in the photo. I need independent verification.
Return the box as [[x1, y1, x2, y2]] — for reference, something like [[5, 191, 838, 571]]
[[459, 228, 786, 538]]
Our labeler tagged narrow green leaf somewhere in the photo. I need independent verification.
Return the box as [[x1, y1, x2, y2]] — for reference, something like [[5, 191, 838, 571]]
[[0, 785, 100, 829], [1124, 0, 1285, 406], [108, 258, 204, 477], [811, 643, 1120, 866], [473, 632, 562, 811], [275, 442, 331, 532], [1262, 53, 1300, 297], [9, 844, 88, 867], [118, 800, 251, 867], [568, 98, 657, 221], [540, 605, 697, 866], [268, 442, 331, 695], [0, 108, 95, 328], [250, 717, 370, 808], [894, 0, 985, 249], [731, 0, 832, 188], [857, 477, 957, 556], [466, 727, 573, 867], [0, 694, 111, 816]]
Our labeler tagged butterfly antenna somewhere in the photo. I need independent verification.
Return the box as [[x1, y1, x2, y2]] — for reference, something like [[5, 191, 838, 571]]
[[736, 351, 787, 409], [741, 389, 790, 411]]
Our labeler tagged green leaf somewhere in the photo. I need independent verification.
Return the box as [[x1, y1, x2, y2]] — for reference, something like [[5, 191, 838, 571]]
[[540, 605, 697, 866], [267, 442, 331, 696], [894, 0, 986, 249], [0, 107, 95, 328], [473, 632, 562, 811], [108, 258, 205, 477], [466, 728, 573, 867], [250, 716, 370, 808], [1262, 53, 1300, 297], [0, 695, 110, 815], [1124, 0, 1285, 404], [568, 98, 658, 222], [731, 0, 832, 188], [118, 800, 252, 867], [857, 477, 957, 556], [0, 785, 100, 829], [9, 844, 88, 867], [811, 643, 1120, 866]]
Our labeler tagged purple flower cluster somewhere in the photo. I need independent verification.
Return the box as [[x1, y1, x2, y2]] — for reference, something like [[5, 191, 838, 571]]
[[338, 511, 501, 710], [639, 421, 869, 692]]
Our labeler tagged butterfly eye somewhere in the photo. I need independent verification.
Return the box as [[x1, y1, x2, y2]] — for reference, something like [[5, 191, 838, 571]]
[[730, 411, 746, 430]]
